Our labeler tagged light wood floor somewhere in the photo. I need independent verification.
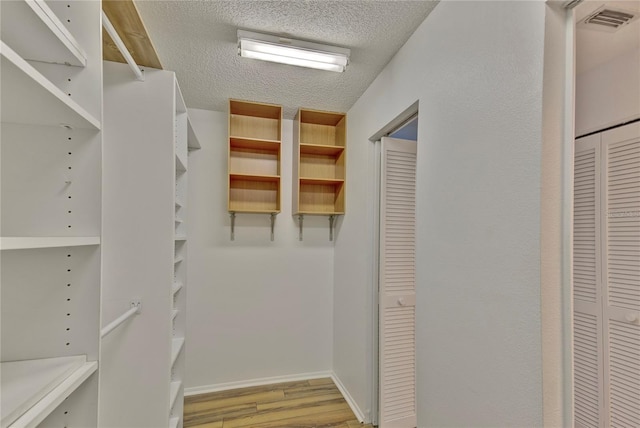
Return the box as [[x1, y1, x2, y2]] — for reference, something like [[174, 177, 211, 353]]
[[183, 378, 375, 428]]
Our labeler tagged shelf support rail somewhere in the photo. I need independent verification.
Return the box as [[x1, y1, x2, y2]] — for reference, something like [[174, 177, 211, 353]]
[[101, 11, 145, 81], [329, 215, 336, 241], [298, 215, 304, 241], [270, 213, 276, 241], [230, 212, 236, 241], [101, 300, 142, 339]]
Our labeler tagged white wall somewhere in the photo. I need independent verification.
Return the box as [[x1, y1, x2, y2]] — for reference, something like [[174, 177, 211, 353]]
[[576, 48, 640, 136], [334, 1, 554, 426], [185, 108, 334, 391]]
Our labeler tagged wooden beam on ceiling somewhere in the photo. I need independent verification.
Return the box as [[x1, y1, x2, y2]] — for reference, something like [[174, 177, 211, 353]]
[[102, 0, 163, 69]]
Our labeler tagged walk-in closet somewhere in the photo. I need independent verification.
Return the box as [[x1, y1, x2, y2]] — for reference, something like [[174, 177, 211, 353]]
[[1, 0, 638, 427]]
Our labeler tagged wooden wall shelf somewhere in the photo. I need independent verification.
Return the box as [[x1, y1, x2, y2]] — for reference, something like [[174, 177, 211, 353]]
[[293, 109, 346, 217], [228, 99, 282, 216]]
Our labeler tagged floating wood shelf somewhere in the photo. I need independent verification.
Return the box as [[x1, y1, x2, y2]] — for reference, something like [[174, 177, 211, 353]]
[[300, 143, 345, 156], [299, 177, 345, 186], [101, 0, 162, 69], [230, 136, 281, 151], [230, 173, 280, 183]]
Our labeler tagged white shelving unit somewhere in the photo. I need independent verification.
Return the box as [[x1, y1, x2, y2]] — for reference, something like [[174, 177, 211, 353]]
[[101, 61, 198, 427], [1, 1, 103, 426]]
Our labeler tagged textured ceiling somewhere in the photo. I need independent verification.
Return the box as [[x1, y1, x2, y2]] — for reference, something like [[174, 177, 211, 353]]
[[575, 0, 640, 74], [135, 0, 438, 118]]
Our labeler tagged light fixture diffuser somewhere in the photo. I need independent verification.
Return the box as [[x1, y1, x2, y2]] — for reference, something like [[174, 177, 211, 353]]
[[238, 30, 350, 72]]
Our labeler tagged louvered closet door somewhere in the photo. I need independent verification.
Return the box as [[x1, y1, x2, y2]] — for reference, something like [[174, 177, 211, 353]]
[[601, 122, 640, 428], [574, 133, 604, 428], [379, 137, 417, 428]]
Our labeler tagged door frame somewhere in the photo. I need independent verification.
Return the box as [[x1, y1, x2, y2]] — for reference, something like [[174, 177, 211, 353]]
[[368, 102, 419, 426], [542, 2, 579, 426]]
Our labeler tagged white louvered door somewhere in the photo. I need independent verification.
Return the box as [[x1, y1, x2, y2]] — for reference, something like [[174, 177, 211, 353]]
[[573, 122, 640, 428], [574, 133, 604, 428], [601, 122, 640, 428], [379, 137, 417, 428]]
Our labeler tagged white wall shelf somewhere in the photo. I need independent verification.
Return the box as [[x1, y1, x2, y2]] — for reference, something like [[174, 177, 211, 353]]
[[174, 236, 187, 242], [0, 42, 100, 130], [176, 154, 187, 172], [171, 338, 185, 368], [172, 283, 183, 296], [187, 119, 201, 150], [1, 356, 97, 428], [0, 0, 87, 67], [0, 236, 100, 251], [169, 381, 182, 410], [170, 416, 180, 428]]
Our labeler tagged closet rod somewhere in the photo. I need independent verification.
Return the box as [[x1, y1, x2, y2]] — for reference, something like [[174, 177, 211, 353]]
[[102, 11, 144, 81], [101, 300, 142, 338]]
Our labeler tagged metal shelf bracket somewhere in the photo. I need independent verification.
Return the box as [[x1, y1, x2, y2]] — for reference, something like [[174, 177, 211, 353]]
[[230, 212, 236, 241], [329, 215, 336, 241], [298, 214, 304, 241], [270, 213, 276, 241]]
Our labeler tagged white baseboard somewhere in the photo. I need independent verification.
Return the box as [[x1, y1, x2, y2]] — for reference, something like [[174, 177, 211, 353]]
[[184, 371, 333, 396], [330, 371, 366, 423]]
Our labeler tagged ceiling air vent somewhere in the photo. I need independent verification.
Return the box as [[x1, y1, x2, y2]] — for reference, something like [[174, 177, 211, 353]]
[[579, 6, 639, 32]]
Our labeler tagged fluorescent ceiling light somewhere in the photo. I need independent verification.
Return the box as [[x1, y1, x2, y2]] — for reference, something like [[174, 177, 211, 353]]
[[238, 30, 350, 72]]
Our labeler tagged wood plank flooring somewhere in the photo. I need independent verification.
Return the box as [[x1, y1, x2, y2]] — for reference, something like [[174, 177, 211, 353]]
[[184, 378, 375, 428]]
